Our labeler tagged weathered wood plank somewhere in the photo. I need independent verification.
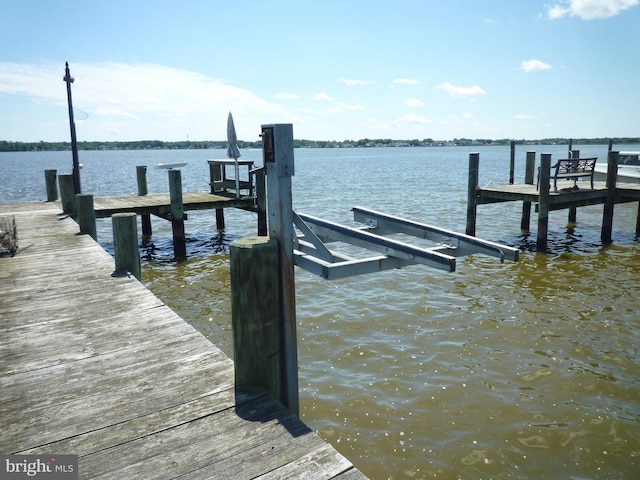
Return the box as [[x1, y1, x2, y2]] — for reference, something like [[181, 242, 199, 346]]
[[91, 191, 255, 218], [0, 203, 367, 479], [254, 442, 355, 479]]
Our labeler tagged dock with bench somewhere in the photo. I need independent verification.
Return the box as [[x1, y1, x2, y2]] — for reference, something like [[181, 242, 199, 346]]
[[466, 150, 640, 251], [0, 201, 367, 479]]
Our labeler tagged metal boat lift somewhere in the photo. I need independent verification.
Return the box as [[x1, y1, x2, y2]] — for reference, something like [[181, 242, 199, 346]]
[[293, 206, 519, 280], [253, 123, 520, 413]]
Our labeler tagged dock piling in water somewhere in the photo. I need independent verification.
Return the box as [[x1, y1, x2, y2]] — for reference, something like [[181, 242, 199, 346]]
[[168, 169, 186, 259], [520, 151, 536, 232], [209, 162, 226, 230], [509, 140, 515, 184], [537, 153, 552, 252], [136, 165, 152, 237], [466, 152, 479, 236], [601, 150, 618, 244], [567, 150, 580, 225]]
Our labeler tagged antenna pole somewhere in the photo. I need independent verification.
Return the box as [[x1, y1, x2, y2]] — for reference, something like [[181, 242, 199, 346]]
[[64, 62, 81, 194]]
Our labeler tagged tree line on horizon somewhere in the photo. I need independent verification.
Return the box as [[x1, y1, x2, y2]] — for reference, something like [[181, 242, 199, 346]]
[[1, 137, 638, 153]]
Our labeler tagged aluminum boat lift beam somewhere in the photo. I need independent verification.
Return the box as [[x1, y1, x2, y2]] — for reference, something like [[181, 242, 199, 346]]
[[352, 206, 520, 262], [293, 207, 519, 280]]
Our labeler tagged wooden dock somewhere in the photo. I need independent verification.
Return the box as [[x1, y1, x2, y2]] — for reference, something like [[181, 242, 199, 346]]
[[91, 191, 255, 218], [0, 201, 367, 479], [477, 181, 640, 209], [467, 151, 640, 251]]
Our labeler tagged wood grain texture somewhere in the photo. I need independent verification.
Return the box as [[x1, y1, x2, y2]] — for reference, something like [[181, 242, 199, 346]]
[[0, 202, 367, 479]]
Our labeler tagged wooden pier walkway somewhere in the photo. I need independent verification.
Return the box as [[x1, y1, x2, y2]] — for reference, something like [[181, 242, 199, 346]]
[[467, 149, 640, 251], [0, 201, 367, 479], [91, 191, 255, 218], [476, 180, 640, 209]]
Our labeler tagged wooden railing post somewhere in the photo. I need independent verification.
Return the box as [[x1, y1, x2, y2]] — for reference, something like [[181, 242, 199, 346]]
[[230, 237, 282, 400], [137, 165, 152, 237], [44, 169, 58, 202], [466, 152, 479, 236], [602, 150, 618, 244], [168, 169, 186, 259], [58, 173, 77, 215], [76, 193, 97, 241], [112, 212, 141, 281], [537, 153, 552, 252], [520, 152, 536, 233]]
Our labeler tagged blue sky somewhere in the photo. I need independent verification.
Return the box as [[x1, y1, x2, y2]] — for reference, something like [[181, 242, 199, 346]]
[[1, 0, 638, 142]]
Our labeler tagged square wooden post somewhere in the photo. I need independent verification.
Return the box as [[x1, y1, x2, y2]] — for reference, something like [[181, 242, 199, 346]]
[[262, 123, 299, 415]]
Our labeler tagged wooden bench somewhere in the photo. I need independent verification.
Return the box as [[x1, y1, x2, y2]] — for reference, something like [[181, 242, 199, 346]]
[[537, 157, 597, 192]]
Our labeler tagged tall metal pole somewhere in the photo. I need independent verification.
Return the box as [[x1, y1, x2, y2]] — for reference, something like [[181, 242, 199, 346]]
[[64, 62, 81, 194]]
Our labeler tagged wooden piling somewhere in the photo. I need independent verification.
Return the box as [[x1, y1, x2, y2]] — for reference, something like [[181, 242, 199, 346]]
[[255, 167, 267, 236], [44, 169, 58, 202], [112, 212, 141, 281], [230, 236, 282, 401], [537, 153, 552, 252], [263, 123, 298, 415], [136, 165, 152, 237], [168, 169, 187, 259], [58, 173, 77, 215], [509, 141, 515, 185], [466, 152, 479, 236], [76, 193, 97, 241], [520, 152, 536, 232], [601, 150, 618, 244], [210, 162, 225, 230], [567, 150, 580, 225]]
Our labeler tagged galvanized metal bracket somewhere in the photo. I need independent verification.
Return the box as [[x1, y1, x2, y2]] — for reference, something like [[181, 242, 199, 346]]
[[293, 206, 519, 280]]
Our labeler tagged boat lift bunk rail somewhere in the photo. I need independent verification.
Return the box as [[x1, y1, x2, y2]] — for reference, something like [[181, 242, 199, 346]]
[[293, 206, 519, 281]]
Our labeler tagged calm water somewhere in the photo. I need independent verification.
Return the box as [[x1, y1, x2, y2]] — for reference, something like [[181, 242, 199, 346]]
[[2, 146, 639, 479]]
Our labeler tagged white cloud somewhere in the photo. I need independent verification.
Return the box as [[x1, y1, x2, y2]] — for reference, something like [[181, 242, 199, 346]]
[[462, 112, 475, 120], [314, 92, 333, 102], [392, 78, 421, 86], [94, 108, 138, 119], [399, 113, 432, 124], [277, 92, 299, 100], [0, 61, 278, 140], [336, 102, 365, 111], [311, 91, 363, 111], [435, 82, 487, 97], [521, 59, 552, 72], [405, 98, 426, 107], [546, 0, 639, 20], [339, 78, 374, 87]]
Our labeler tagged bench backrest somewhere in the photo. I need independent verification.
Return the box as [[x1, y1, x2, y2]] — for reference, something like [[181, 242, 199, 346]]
[[555, 158, 597, 175]]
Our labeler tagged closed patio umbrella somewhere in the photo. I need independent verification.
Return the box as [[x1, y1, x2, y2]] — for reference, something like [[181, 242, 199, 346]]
[[227, 112, 241, 198]]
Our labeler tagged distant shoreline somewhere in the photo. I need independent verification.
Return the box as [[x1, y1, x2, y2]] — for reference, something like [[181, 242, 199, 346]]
[[1, 137, 639, 153]]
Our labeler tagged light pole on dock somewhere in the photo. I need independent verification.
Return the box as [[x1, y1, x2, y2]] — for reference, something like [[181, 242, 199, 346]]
[[64, 62, 81, 194]]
